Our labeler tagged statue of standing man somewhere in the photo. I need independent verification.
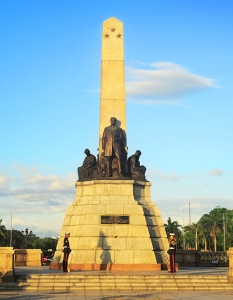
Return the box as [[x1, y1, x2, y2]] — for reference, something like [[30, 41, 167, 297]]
[[102, 117, 125, 177]]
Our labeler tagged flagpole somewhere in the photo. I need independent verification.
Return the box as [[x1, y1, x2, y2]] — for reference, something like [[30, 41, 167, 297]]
[[10, 210, 12, 247]]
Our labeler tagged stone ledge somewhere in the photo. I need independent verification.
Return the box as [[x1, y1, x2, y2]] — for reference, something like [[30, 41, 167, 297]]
[[76, 180, 135, 186], [50, 262, 161, 271]]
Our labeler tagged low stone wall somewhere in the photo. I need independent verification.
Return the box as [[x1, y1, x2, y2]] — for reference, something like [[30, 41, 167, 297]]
[[14, 249, 42, 267], [0, 247, 14, 281], [227, 248, 233, 282], [176, 250, 228, 267]]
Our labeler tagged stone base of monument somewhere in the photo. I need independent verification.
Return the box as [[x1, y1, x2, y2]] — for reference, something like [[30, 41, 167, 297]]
[[50, 180, 168, 271]]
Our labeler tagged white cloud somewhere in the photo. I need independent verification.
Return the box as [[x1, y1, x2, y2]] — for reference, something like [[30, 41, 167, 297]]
[[208, 168, 223, 177], [163, 173, 180, 181], [126, 62, 216, 103], [0, 170, 13, 189], [10, 215, 62, 237], [149, 170, 180, 181], [0, 175, 8, 188], [0, 166, 77, 236]]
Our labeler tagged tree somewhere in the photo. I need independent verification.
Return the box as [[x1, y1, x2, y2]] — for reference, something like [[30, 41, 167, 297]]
[[164, 217, 182, 238], [183, 222, 202, 250], [199, 207, 228, 251], [221, 209, 233, 250], [0, 219, 7, 246], [165, 206, 233, 251], [5, 229, 24, 248], [32, 237, 58, 251]]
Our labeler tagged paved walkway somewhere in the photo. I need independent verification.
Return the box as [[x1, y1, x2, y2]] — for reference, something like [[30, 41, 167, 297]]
[[0, 267, 232, 299], [1, 290, 233, 299]]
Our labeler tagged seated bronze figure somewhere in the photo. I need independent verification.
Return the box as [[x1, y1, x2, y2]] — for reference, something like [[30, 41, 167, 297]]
[[77, 149, 97, 181], [128, 150, 146, 180]]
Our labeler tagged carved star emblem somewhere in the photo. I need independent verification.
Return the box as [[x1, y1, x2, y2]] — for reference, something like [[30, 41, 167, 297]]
[[117, 34, 121, 38], [104, 34, 109, 38]]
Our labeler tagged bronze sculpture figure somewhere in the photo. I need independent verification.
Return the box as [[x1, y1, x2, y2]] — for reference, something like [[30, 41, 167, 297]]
[[77, 149, 97, 181], [128, 150, 146, 180], [102, 117, 125, 177]]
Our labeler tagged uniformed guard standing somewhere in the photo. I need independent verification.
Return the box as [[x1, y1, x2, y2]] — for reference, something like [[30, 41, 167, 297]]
[[167, 233, 177, 272], [62, 232, 71, 272]]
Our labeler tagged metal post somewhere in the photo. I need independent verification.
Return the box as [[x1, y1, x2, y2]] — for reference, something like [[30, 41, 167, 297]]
[[21, 228, 33, 249], [183, 209, 185, 250], [10, 210, 13, 247], [195, 229, 198, 250], [223, 213, 226, 252]]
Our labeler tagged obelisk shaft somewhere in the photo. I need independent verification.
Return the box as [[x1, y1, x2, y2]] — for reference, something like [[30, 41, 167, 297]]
[[99, 17, 126, 154]]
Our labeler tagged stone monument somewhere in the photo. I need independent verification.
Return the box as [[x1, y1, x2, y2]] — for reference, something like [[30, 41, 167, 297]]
[[50, 17, 168, 271]]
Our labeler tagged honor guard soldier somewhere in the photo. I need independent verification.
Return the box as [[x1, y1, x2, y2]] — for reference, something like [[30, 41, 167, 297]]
[[62, 232, 71, 272], [167, 233, 177, 272]]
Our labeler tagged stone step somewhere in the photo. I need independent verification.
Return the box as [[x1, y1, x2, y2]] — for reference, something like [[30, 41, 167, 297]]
[[1, 274, 233, 291]]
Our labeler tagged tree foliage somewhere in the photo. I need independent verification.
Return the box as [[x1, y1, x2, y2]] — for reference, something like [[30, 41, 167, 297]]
[[164, 217, 182, 238], [180, 207, 233, 250], [0, 219, 7, 246], [164, 206, 233, 251], [32, 237, 58, 251]]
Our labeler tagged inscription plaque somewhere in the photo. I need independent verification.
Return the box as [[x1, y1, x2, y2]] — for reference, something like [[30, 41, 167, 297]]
[[101, 215, 129, 224]]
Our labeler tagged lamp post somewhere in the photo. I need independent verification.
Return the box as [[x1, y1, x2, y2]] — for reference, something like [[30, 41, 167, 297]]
[[51, 237, 58, 251], [182, 230, 186, 250], [223, 213, 226, 252], [10, 210, 13, 247], [21, 228, 33, 249], [195, 228, 198, 250]]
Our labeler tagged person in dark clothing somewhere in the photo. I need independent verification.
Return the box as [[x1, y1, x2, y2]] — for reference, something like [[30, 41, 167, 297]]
[[167, 233, 177, 272], [62, 232, 71, 272]]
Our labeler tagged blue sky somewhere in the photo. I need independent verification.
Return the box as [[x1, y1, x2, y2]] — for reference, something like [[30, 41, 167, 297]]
[[1, 0, 232, 237]]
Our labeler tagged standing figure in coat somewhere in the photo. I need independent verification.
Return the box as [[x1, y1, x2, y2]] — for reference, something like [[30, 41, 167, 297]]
[[62, 232, 71, 272], [167, 233, 177, 272], [102, 117, 125, 177]]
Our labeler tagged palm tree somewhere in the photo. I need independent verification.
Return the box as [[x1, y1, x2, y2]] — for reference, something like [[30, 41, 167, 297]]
[[164, 217, 182, 238], [196, 221, 208, 250], [184, 222, 201, 250], [199, 208, 223, 251]]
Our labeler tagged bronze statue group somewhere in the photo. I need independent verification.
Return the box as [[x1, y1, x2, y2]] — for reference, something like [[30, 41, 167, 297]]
[[78, 117, 146, 181]]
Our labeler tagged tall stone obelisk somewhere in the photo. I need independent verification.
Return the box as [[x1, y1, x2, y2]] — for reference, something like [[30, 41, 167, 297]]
[[99, 17, 126, 153]]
